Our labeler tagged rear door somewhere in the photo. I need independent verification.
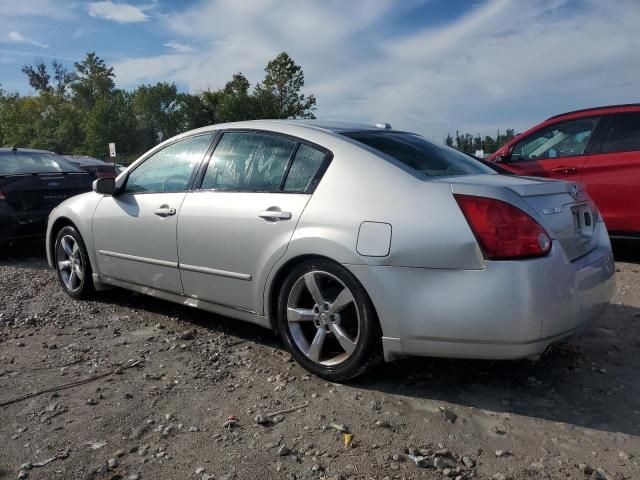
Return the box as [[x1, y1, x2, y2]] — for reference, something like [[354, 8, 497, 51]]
[[177, 131, 330, 313], [502, 116, 600, 181], [93, 133, 214, 293], [581, 112, 640, 234]]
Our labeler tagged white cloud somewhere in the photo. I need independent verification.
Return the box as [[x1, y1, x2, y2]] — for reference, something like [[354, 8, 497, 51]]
[[88, 1, 150, 24], [5, 31, 48, 49], [113, 0, 640, 140], [164, 41, 194, 53]]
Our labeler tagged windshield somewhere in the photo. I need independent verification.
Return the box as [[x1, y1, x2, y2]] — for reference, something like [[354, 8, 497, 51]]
[[0, 151, 84, 175], [343, 132, 496, 177]]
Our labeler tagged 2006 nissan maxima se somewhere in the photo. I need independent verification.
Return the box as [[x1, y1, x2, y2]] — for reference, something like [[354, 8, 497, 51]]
[[46, 120, 615, 380]]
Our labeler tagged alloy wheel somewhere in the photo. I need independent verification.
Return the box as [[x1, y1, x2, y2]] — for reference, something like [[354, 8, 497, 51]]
[[286, 270, 360, 366], [56, 234, 84, 292]]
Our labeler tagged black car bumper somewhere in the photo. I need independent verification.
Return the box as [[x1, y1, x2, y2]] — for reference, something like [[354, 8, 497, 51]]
[[0, 204, 51, 245]]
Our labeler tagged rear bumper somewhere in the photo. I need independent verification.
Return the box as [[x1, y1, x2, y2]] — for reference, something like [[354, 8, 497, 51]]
[[0, 204, 51, 244], [348, 226, 615, 362]]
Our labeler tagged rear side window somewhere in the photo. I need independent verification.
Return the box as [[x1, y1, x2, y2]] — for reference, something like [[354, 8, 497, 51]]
[[598, 113, 640, 154], [343, 132, 494, 177], [0, 151, 84, 175], [125, 133, 214, 194], [283, 144, 326, 192], [201, 132, 297, 191]]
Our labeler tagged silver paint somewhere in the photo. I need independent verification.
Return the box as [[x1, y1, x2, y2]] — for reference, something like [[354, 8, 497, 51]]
[[46, 120, 615, 363]]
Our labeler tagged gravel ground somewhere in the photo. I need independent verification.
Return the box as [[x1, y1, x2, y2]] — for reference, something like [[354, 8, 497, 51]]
[[0, 242, 639, 480]]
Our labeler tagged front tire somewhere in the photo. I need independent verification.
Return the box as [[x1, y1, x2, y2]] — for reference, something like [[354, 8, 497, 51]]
[[277, 259, 382, 381], [54, 225, 94, 300]]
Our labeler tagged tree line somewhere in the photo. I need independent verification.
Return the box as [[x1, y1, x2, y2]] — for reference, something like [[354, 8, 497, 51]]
[[0, 51, 316, 162], [445, 129, 518, 155]]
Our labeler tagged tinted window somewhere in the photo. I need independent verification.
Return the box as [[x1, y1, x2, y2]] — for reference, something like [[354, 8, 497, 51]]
[[343, 132, 495, 177], [0, 151, 84, 175], [283, 144, 326, 192], [599, 113, 640, 154], [201, 132, 296, 191], [125, 134, 214, 194], [510, 117, 599, 161]]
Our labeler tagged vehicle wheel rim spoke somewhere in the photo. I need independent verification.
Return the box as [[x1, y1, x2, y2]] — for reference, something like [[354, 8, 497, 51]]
[[304, 272, 325, 305], [329, 288, 354, 314], [329, 323, 357, 355], [287, 307, 315, 323], [75, 265, 84, 282], [58, 260, 72, 271], [62, 237, 74, 256], [69, 270, 78, 289], [307, 328, 326, 362]]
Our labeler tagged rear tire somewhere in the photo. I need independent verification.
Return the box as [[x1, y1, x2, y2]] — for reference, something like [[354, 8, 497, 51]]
[[54, 226, 94, 300], [277, 259, 382, 381]]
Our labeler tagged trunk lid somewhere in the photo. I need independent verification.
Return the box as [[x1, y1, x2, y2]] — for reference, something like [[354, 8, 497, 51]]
[[0, 172, 93, 211], [445, 174, 598, 261]]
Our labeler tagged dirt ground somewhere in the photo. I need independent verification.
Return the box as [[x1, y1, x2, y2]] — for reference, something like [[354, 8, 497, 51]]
[[0, 242, 638, 480]]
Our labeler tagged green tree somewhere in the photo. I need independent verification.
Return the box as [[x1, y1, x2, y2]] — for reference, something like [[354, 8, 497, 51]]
[[132, 82, 183, 149], [83, 90, 137, 159], [21, 61, 51, 93], [70, 52, 115, 108], [254, 52, 316, 119]]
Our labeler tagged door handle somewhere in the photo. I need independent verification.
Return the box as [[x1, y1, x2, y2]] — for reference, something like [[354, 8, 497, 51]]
[[258, 210, 292, 221], [154, 206, 176, 217], [550, 166, 578, 175]]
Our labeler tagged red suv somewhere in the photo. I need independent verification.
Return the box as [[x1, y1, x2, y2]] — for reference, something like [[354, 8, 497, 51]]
[[488, 104, 640, 238]]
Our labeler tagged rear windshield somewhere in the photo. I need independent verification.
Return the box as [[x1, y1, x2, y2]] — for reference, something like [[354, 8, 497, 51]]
[[0, 151, 84, 175], [343, 131, 496, 177]]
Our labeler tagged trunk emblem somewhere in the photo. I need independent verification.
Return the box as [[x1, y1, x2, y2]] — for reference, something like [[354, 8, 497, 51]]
[[568, 184, 580, 200], [543, 206, 563, 215], [48, 181, 61, 187]]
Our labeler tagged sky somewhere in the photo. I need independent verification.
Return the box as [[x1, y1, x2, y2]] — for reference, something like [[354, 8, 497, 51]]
[[1, 0, 639, 141]]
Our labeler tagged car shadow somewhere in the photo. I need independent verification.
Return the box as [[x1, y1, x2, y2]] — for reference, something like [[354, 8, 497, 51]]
[[98, 281, 640, 438], [612, 239, 640, 264], [352, 301, 640, 438], [3, 244, 639, 439]]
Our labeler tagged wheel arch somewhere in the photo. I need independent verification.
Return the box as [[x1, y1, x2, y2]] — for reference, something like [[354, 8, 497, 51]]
[[47, 216, 78, 266], [265, 254, 381, 334]]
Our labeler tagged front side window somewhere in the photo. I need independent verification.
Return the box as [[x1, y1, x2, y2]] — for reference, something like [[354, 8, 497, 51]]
[[343, 132, 495, 177], [201, 132, 296, 191], [510, 117, 599, 161], [283, 144, 326, 192], [598, 113, 640, 154], [125, 134, 214, 194]]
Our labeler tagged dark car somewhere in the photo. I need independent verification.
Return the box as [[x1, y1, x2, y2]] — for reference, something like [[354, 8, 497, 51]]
[[0, 148, 93, 246], [64, 155, 119, 178], [488, 104, 640, 238]]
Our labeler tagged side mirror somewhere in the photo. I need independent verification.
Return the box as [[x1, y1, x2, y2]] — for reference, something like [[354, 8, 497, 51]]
[[93, 177, 116, 195], [497, 151, 512, 163]]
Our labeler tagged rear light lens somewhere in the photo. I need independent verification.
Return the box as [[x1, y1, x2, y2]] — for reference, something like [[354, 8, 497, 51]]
[[0, 188, 5, 200], [454, 194, 551, 260]]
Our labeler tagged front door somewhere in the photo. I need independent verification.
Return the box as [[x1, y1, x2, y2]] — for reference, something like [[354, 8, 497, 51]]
[[93, 133, 215, 293], [177, 131, 330, 313], [502, 116, 601, 182]]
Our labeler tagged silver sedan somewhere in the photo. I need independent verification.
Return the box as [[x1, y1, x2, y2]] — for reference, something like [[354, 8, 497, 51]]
[[46, 120, 615, 380]]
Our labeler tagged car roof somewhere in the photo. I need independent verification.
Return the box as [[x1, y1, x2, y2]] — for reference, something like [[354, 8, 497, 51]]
[[0, 147, 56, 154], [545, 103, 640, 122], [184, 119, 401, 136]]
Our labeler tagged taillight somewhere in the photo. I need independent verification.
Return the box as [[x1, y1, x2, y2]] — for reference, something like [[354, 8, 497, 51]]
[[0, 188, 5, 200], [454, 194, 551, 260]]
